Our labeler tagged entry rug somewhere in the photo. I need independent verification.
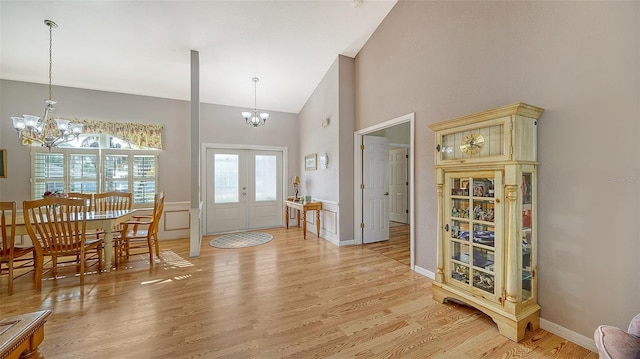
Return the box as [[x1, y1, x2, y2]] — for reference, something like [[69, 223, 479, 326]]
[[209, 232, 273, 249]]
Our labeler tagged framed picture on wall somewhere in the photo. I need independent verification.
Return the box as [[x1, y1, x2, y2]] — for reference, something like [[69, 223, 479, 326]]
[[0, 149, 6, 178], [305, 153, 317, 171]]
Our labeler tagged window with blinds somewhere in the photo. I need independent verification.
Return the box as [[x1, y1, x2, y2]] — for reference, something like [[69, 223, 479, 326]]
[[133, 155, 156, 204], [32, 147, 158, 205], [104, 154, 129, 192], [33, 152, 65, 198], [70, 153, 98, 193]]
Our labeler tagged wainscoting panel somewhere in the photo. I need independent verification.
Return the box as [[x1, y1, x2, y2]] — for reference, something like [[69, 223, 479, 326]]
[[159, 201, 190, 240], [308, 198, 339, 245]]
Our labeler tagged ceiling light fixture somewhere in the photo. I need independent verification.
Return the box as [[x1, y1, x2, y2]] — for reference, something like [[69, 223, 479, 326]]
[[241, 77, 269, 128], [11, 19, 83, 151]]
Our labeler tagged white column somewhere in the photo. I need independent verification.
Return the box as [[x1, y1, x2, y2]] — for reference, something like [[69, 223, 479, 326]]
[[189, 50, 202, 257]]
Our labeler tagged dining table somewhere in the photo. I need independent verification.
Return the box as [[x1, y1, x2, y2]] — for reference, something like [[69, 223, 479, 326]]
[[15, 209, 135, 272]]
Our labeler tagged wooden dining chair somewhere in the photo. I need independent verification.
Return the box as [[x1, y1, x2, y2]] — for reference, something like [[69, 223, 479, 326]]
[[94, 191, 132, 241], [23, 197, 103, 290], [67, 192, 94, 211], [0, 201, 35, 294], [116, 192, 165, 267], [67, 192, 100, 240], [94, 191, 132, 212]]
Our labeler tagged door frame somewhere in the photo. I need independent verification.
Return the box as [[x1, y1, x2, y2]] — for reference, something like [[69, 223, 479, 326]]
[[354, 113, 415, 269], [201, 142, 288, 235]]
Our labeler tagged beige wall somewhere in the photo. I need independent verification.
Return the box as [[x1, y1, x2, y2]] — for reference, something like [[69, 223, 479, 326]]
[[298, 55, 356, 242], [355, 0, 639, 339], [338, 55, 355, 241], [0, 80, 299, 206], [0, 80, 190, 204], [299, 58, 340, 202]]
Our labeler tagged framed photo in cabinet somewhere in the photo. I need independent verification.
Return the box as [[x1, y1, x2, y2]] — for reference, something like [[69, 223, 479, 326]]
[[473, 183, 485, 197]]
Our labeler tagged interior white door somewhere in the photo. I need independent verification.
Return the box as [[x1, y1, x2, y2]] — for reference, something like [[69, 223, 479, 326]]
[[363, 135, 390, 244], [206, 148, 283, 233], [389, 146, 409, 224]]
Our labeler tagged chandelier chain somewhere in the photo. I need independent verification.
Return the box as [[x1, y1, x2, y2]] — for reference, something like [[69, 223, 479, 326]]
[[48, 20, 53, 101]]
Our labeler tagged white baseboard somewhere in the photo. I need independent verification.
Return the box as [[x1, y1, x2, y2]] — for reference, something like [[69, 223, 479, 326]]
[[540, 318, 597, 353], [414, 265, 435, 280], [338, 239, 356, 246]]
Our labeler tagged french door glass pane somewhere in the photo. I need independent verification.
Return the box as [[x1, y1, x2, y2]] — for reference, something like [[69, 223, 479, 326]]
[[255, 155, 276, 201], [215, 154, 239, 203]]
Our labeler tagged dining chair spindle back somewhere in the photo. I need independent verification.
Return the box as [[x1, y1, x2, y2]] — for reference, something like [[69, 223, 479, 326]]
[[23, 197, 103, 290], [68, 192, 94, 211], [94, 191, 132, 212]]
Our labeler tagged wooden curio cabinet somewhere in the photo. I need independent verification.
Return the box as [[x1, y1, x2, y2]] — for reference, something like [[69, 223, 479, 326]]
[[428, 103, 544, 342]]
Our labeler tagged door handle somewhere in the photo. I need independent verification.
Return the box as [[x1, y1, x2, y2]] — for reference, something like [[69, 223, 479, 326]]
[[242, 192, 247, 196], [384, 192, 389, 196]]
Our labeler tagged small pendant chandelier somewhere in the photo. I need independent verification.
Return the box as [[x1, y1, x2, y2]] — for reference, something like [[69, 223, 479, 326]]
[[10, 19, 83, 151], [241, 77, 269, 128]]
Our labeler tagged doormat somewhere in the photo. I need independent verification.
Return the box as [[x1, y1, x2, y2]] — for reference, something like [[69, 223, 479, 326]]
[[209, 232, 273, 249]]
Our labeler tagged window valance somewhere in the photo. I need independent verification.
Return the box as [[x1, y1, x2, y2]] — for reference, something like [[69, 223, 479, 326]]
[[72, 119, 163, 150]]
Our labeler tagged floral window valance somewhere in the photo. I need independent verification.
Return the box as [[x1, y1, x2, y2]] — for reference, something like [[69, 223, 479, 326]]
[[72, 119, 163, 149]]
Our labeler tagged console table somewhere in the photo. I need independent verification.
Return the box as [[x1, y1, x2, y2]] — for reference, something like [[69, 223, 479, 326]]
[[284, 199, 322, 239], [0, 310, 51, 359]]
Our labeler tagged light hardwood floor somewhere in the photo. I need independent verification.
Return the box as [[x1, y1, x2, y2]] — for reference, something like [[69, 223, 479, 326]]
[[364, 223, 411, 266], [0, 227, 596, 358]]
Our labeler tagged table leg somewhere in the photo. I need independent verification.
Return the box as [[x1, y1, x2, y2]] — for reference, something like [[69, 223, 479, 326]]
[[296, 210, 300, 227], [316, 209, 321, 238], [285, 205, 289, 229], [302, 209, 307, 240], [104, 227, 113, 272]]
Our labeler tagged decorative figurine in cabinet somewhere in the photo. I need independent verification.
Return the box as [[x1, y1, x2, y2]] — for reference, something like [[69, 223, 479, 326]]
[[428, 103, 544, 342]]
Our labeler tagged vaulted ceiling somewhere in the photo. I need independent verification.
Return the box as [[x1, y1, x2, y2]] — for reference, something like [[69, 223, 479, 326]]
[[0, 1, 397, 114]]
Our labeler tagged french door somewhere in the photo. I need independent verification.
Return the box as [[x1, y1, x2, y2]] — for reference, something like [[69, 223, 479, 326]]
[[205, 148, 283, 233]]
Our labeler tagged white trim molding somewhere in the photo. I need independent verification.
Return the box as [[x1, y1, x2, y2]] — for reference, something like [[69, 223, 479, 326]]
[[414, 265, 435, 280], [354, 112, 415, 269], [539, 318, 597, 353]]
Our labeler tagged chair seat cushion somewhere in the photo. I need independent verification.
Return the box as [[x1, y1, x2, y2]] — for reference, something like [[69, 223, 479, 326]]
[[595, 324, 640, 359]]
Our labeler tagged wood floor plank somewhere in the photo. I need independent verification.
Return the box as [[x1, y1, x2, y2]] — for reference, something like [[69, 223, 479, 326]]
[[0, 227, 595, 358]]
